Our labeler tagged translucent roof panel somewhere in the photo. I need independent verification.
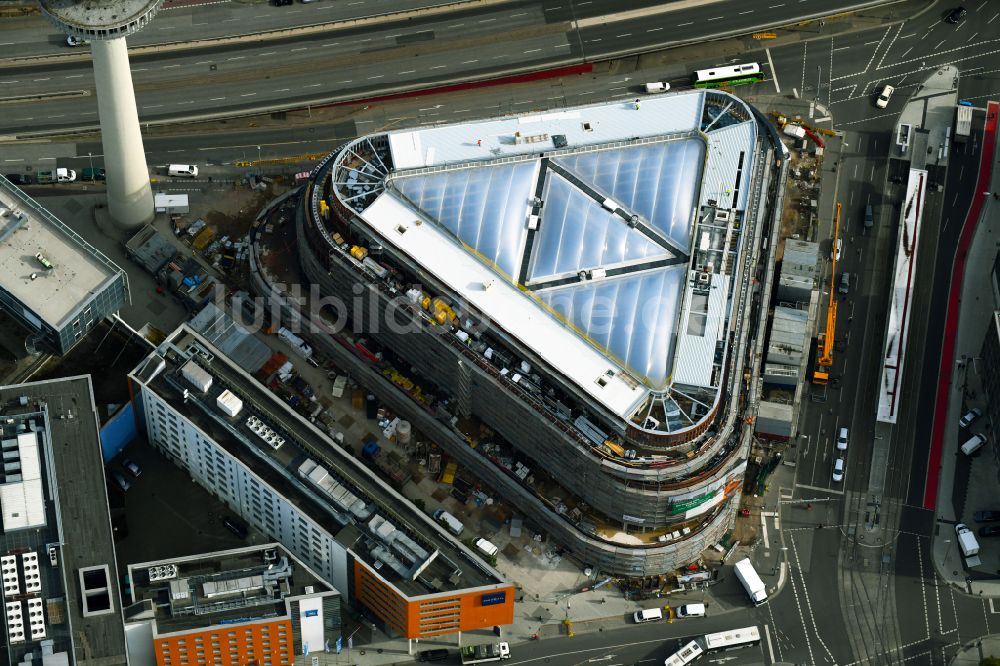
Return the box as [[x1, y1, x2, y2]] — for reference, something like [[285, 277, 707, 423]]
[[555, 139, 705, 249], [529, 173, 667, 281], [538, 268, 685, 388], [392, 162, 538, 280]]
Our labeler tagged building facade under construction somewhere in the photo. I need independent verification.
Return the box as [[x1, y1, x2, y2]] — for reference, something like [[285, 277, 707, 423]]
[[293, 91, 783, 575]]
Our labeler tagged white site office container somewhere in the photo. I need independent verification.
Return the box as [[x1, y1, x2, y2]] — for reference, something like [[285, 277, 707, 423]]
[[181, 360, 213, 393], [216, 390, 243, 418]]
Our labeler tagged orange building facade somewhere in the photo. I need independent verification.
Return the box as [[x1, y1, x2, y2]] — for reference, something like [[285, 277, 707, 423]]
[[353, 560, 515, 639], [154, 619, 294, 666]]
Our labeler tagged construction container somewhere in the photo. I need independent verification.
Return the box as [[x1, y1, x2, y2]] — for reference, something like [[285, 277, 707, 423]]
[[192, 226, 216, 251], [350, 245, 368, 261], [181, 360, 212, 393], [216, 390, 243, 418], [351, 389, 364, 411]]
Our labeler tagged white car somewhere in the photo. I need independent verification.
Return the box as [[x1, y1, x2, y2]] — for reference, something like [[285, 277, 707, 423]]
[[832, 238, 842, 261], [66, 35, 89, 47], [959, 407, 982, 429], [876, 84, 894, 109], [833, 458, 845, 482], [836, 427, 849, 451]]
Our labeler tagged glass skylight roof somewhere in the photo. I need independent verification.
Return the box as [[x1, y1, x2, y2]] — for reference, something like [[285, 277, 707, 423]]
[[555, 139, 704, 248], [538, 269, 685, 388], [393, 162, 537, 279], [528, 173, 667, 281]]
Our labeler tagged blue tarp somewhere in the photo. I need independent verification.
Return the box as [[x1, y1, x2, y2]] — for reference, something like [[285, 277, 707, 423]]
[[100, 402, 138, 462]]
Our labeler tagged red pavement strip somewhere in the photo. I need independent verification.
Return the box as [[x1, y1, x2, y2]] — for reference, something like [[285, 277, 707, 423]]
[[923, 100, 999, 510]]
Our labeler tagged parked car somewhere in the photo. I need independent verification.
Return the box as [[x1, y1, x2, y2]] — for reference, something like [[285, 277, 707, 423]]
[[122, 457, 142, 478], [272, 0, 293, 4], [974, 510, 1000, 523], [4, 174, 33, 185], [978, 525, 1000, 538], [864, 204, 874, 230], [82, 167, 106, 181], [959, 407, 982, 428], [417, 650, 449, 663], [832, 458, 845, 482], [66, 35, 89, 46], [111, 471, 131, 492], [839, 272, 851, 295], [832, 238, 842, 261], [945, 7, 967, 23], [876, 84, 894, 109], [676, 603, 706, 618], [836, 427, 849, 451]]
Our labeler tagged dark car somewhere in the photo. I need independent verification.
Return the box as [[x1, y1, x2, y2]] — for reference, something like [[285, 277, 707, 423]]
[[978, 525, 1000, 538], [223, 516, 249, 539], [272, 0, 293, 5], [4, 174, 33, 185], [946, 7, 967, 23], [975, 510, 1000, 523], [417, 649, 450, 662]]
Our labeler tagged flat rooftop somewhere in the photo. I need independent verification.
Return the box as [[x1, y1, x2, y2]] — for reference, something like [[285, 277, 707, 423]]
[[331, 91, 758, 421], [0, 377, 127, 666], [127, 543, 334, 636], [132, 326, 502, 597], [0, 178, 124, 330]]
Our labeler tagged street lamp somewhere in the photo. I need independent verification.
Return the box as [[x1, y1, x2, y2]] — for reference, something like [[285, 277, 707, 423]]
[[87, 151, 94, 181], [257, 145, 262, 176]]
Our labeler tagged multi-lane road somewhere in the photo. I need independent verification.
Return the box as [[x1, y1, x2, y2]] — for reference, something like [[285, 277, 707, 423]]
[[1, 0, 896, 135]]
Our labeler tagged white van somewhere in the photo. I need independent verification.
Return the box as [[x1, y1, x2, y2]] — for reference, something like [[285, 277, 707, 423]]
[[433, 509, 464, 537], [168, 164, 198, 178], [961, 433, 987, 455], [644, 82, 670, 93], [633, 608, 663, 623], [473, 537, 498, 558], [675, 603, 706, 618]]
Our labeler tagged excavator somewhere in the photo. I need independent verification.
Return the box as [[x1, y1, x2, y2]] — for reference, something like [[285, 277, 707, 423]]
[[813, 202, 841, 385]]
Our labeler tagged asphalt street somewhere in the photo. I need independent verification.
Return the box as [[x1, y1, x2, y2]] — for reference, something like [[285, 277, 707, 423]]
[[753, 2, 1000, 664], [1, 0, 892, 134]]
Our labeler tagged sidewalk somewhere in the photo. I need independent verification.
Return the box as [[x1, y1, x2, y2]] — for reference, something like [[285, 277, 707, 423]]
[[931, 100, 1000, 595]]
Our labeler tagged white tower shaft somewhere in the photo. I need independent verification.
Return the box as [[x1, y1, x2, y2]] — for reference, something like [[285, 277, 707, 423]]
[[91, 37, 153, 228]]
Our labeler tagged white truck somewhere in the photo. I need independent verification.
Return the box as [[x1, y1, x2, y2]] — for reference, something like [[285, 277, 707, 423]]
[[278, 326, 313, 359], [733, 557, 767, 606], [956, 523, 981, 566]]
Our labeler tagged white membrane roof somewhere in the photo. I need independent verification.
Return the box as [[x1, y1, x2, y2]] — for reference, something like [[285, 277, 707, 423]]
[[354, 92, 757, 416], [362, 192, 649, 417]]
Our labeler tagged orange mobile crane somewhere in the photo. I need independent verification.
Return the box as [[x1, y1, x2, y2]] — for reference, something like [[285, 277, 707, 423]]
[[813, 202, 841, 384]]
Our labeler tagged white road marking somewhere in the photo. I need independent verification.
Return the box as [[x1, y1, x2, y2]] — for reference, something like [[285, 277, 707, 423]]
[[164, 64, 182, 68], [766, 47, 780, 93], [934, 39, 946, 50], [240, 93, 256, 97], [398, 70, 416, 74], [524, 48, 541, 53], [834, 46, 851, 51], [677, 21, 692, 26], [65, 74, 83, 79], [462, 60, 479, 64], [968, 32, 978, 43], [367, 75, 383, 79], [303, 83, 321, 87], [274, 88, 290, 92], [291, 47, 308, 52]]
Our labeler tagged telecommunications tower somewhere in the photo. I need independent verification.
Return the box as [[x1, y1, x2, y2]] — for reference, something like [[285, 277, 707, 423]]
[[39, 0, 161, 228]]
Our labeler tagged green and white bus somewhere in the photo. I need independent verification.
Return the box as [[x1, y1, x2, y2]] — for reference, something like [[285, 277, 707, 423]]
[[692, 62, 764, 88]]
